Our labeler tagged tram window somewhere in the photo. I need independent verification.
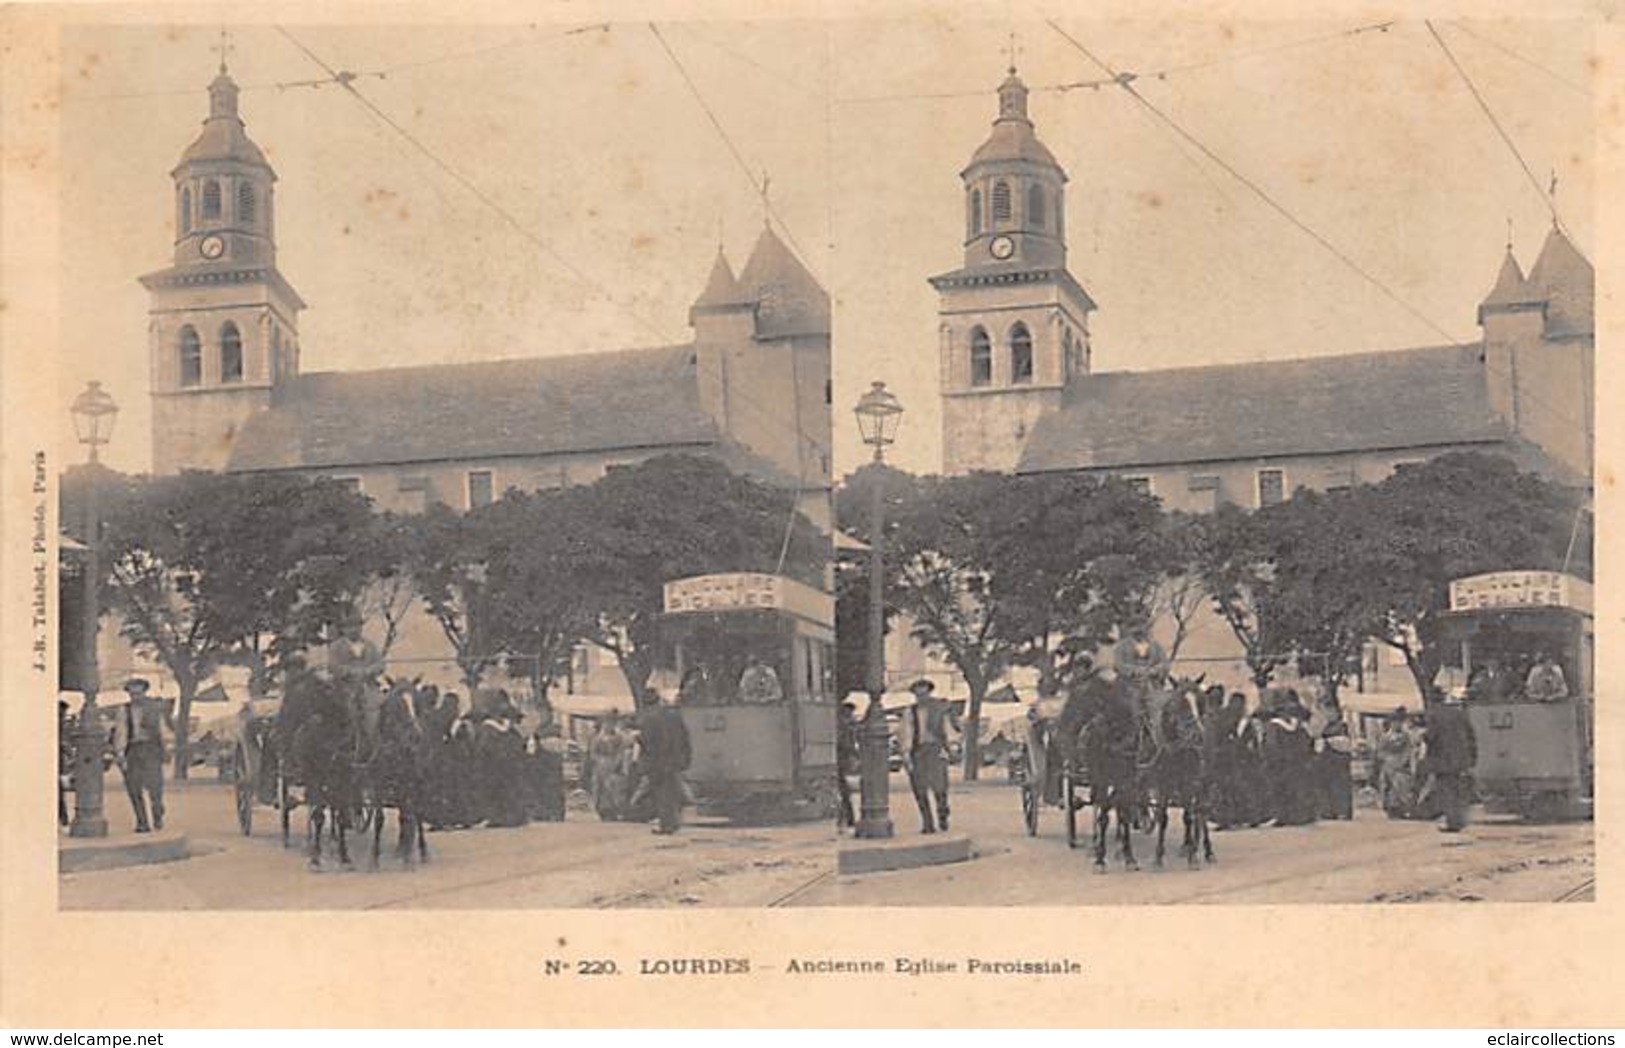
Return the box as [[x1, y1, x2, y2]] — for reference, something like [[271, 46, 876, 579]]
[[675, 629, 788, 706]]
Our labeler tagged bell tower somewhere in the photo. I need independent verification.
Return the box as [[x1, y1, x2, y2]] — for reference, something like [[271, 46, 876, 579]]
[[141, 58, 305, 475], [932, 66, 1096, 475]]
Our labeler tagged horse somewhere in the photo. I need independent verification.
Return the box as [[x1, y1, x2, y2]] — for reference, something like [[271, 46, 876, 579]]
[[282, 667, 363, 870], [1144, 677, 1215, 869], [1072, 675, 1146, 873]]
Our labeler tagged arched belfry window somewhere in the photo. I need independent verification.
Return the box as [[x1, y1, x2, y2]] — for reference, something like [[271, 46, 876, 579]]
[[180, 188, 192, 234], [991, 180, 1012, 222], [1010, 322, 1034, 384], [202, 180, 222, 220], [220, 322, 243, 383], [970, 327, 992, 387], [179, 326, 202, 387], [969, 188, 982, 236], [1028, 184, 1045, 228], [237, 182, 257, 226]]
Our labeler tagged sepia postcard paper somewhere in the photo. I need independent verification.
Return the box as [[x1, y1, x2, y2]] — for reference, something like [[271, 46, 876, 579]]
[[2, 0, 1622, 1029]]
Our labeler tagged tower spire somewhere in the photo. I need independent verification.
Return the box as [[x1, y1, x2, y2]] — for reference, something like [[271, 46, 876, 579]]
[[214, 28, 234, 75]]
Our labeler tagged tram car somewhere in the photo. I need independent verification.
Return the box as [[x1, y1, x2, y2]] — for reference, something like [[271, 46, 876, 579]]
[[1440, 570, 1594, 820], [658, 572, 837, 821]]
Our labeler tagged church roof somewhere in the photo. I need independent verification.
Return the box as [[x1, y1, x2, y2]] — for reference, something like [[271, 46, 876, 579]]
[[736, 225, 830, 339], [1526, 226, 1593, 338], [1478, 248, 1533, 317], [175, 71, 272, 173], [226, 345, 718, 472], [692, 248, 747, 310], [1017, 344, 1509, 474]]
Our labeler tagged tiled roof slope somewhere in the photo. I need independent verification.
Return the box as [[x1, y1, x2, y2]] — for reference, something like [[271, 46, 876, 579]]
[[227, 344, 717, 471], [1018, 344, 1508, 473]]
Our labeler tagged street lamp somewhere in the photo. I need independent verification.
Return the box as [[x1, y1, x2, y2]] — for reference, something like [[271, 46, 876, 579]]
[[852, 381, 902, 839], [68, 380, 117, 838]]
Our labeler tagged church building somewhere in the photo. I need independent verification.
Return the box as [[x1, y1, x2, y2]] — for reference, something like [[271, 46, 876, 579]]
[[142, 66, 833, 530], [936, 69, 1594, 502]]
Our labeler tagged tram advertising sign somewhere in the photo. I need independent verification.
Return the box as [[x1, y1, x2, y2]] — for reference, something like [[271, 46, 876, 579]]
[[663, 573, 834, 626], [663, 573, 785, 614], [1448, 571, 1592, 614]]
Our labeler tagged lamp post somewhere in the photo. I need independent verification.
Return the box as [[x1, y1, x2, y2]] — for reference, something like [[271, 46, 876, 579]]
[[853, 381, 902, 839], [69, 380, 117, 838]]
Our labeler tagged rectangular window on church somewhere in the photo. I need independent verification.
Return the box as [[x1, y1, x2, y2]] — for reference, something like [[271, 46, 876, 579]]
[[467, 470, 495, 510], [1257, 468, 1285, 508], [332, 476, 363, 495], [1123, 476, 1154, 496]]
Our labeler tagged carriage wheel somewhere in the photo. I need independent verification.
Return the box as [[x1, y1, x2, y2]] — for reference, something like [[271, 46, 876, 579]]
[[1021, 782, 1039, 836], [233, 745, 253, 836], [278, 762, 292, 848], [1064, 771, 1081, 849]]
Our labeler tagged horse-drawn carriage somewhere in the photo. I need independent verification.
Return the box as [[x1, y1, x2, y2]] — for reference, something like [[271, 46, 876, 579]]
[[1012, 695, 1087, 847], [1012, 675, 1216, 872], [223, 663, 430, 870], [228, 696, 292, 844]]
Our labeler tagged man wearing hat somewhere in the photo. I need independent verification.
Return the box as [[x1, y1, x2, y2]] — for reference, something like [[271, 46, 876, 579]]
[[112, 678, 171, 833], [897, 679, 960, 834]]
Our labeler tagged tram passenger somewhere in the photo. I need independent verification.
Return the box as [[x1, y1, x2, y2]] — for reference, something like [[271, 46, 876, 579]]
[[1524, 652, 1570, 703], [738, 655, 784, 704], [899, 679, 959, 834]]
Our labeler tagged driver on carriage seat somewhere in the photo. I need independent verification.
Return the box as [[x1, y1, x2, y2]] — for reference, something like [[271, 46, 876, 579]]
[[1109, 619, 1171, 751]]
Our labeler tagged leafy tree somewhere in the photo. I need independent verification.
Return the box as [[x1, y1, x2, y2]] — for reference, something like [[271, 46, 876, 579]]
[[478, 486, 597, 710], [354, 512, 423, 662], [1191, 503, 1288, 690], [1322, 453, 1587, 702], [87, 470, 374, 778], [1146, 512, 1210, 664], [840, 468, 1163, 779], [1257, 489, 1373, 708], [404, 503, 503, 693]]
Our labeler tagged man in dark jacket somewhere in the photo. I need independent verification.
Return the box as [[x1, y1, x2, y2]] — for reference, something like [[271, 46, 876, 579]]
[[639, 691, 693, 834], [1425, 692, 1478, 832]]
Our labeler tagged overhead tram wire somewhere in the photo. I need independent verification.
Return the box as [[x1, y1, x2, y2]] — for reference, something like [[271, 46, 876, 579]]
[[1426, 20, 1578, 247], [67, 23, 610, 104], [1043, 19, 1594, 441], [834, 19, 1396, 105], [273, 25, 675, 345], [275, 27, 831, 475], [647, 22, 819, 277], [1443, 20, 1591, 99]]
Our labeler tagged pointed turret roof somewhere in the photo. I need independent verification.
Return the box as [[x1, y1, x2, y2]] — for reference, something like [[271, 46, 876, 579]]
[[965, 67, 1063, 176], [737, 225, 830, 339], [1526, 226, 1593, 337], [174, 68, 272, 175], [1477, 247, 1534, 322], [691, 247, 747, 310]]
